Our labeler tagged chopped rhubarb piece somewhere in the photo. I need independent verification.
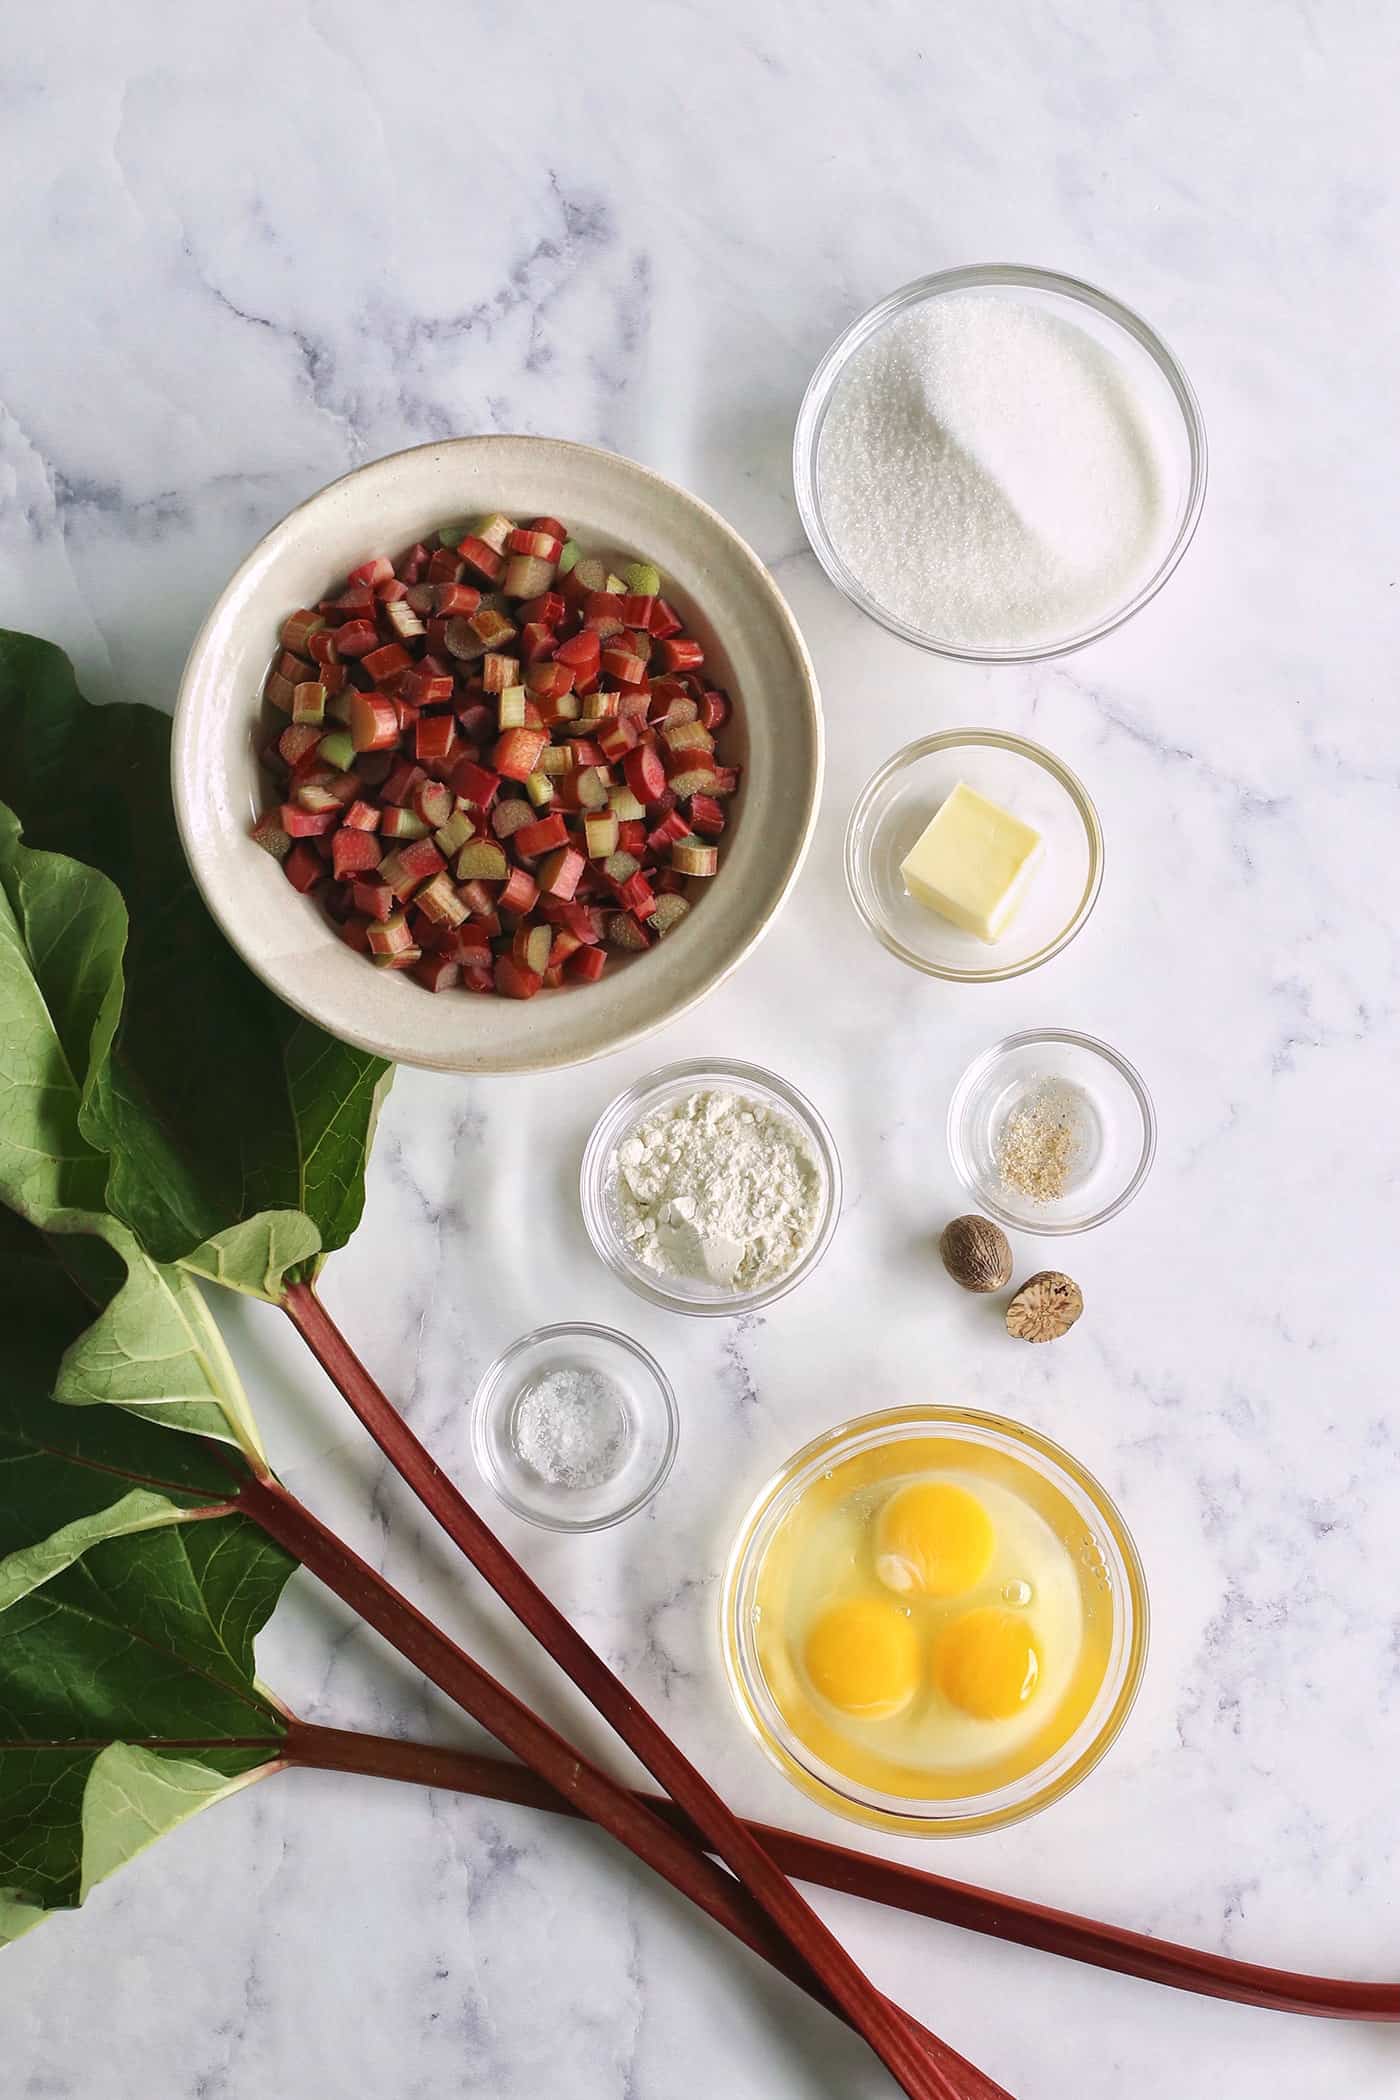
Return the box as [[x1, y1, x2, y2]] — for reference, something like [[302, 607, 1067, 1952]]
[[457, 534, 506, 585], [619, 593, 656, 630], [710, 764, 741, 796], [617, 819, 648, 856], [547, 929, 583, 968], [493, 726, 548, 781], [525, 659, 575, 701], [334, 619, 381, 658], [380, 807, 429, 841], [649, 893, 691, 937], [518, 620, 557, 665], [671, 835, 718, 877], [605, 911, 650, 952], [366, 911, 416, 959], [281, 609, 325, 655], [414, 871, 469, 927], [623, 743, 666, 805], [456, 877, 498, 918], [347, 555, 394, 589], [511, 922, 553, 975], [332, 828, 382, 881], [427, 548, 464, 584], [491, 797, 536, 842], [337, 916, 374, 954], [443, 615, 487, 662], [250, 810, 292, 860], [373, 946, 423, 971], [689, 792, 725, 838], [497, 865, 540, 916], [280, 801, 340, 838], [415, 712, 458, 764], [433, 582, 483, 618], [608, 782, 647, 822], [663, 720, 715, 755], [699, 689, 731, 731], [518, 590, 566, 630], [664, 754, 719, 800], [362, 641, 412, 683], [433, 808, 476, 859], [401, 664, 455, 707], [263, 671, 296, 713], [584, 813, 620, 859], [450, 758, 501, 809], [352, 880, 395, 922], [349, 692, 400, 753], [381, 758, 426, 807], [383, 598, 427, 642], [308, 630, 340, 667], [583, 589, 627, 631], [277, 722, 323, 768], [555, 766, 610, 813], [284, 841, 325, 893], [534, 688, 581, 727], [496, 685, 528, 729], [648, 597, 684, 639], [554, 629, 601, 677], [537, 845, 585, 901], [480, 651, 516, 693], [536, 744, 571, 777], [493, 955, 542, 1000], [454, 839, 509, 883], [597, 718, 638, 763], [412, 954, 461, 993], [616, 870, 656, 919], [291, 681, 327, 726], [343, 799, 382, 834], [656, 636, 704, 672], [457, 701, 497, 744], [512, 812, 569, 857], [295, 781, 343, 815], [566, 943, 608, 983], [525, 772, 555, 807], [470, 607, 518, 651], [441, 922, 493, 963], [507, 527, 564, 561], [412, 778, 454, 828], [503, 553, 558, 600], [317, 728, 356, 773]]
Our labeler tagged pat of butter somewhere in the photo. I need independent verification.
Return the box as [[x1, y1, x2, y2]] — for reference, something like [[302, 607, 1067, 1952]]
[[900, 782, 1041, 943]]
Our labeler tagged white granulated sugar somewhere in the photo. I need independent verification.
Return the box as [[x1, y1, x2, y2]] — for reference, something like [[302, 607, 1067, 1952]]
[[612, 1088, 823, 1290], [511, 1366, 628, 1489], [817, 292, 1174, 649]]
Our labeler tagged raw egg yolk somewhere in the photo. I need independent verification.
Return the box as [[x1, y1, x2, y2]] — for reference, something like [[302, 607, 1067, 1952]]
[[874, 1481, 995, 1599], [803, 1597, 920, 1720], [936, 1607, 1041, 1721]]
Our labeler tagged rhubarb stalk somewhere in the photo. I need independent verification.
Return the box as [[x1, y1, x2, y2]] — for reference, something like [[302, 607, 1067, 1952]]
[[280, 1281, 981, 2100], [237, 1473, 1001, 2100]]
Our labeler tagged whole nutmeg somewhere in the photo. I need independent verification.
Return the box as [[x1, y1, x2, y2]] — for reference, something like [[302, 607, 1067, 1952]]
[[939, 1214, 1013, 1293], [1006, 1271, 1084, 1343]]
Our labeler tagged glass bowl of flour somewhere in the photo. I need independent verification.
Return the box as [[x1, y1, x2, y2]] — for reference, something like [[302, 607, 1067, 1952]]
[[581, 1058, 843, 1315], [794, 264, 1207, 662]]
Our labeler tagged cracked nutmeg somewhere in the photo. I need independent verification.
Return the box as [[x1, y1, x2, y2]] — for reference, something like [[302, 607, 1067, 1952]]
[[1005, 1271, 1084, 1342], [939, 1214, 1014, 1293]]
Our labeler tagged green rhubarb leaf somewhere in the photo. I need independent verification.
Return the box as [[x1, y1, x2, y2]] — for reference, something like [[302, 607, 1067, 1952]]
[[0, 633, 391, 1282], [0, 1212, 292, 1939], [180, 1211, 325, 1303]]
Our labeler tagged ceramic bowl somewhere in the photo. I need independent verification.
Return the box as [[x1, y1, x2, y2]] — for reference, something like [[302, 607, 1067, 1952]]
[[173, 436, 822, 1074]]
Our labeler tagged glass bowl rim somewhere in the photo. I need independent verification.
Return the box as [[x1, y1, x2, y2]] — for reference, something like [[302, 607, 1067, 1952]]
[[469, 1319, 679, 1532], [721, 1403, 1150, 1835], [844, 728, 1105, 983], [947, 1027, 1158, 1235], [579, 1057, 843, 1316], [793, 261, 1209, 664]]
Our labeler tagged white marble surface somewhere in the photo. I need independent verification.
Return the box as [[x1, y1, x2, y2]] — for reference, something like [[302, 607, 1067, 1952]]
[[4, 6, 1400, 2096]]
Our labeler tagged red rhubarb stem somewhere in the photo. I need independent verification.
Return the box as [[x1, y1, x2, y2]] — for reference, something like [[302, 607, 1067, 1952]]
[[281, 1279, 973, 2100], [243, 1474, 1000, 2100], [288, 1729, 1400, 2027]]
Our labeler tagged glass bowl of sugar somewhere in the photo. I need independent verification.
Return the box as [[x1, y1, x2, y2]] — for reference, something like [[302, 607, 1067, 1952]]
[[794, 264, 1207, 662], [471, 1323, 679, 1531]]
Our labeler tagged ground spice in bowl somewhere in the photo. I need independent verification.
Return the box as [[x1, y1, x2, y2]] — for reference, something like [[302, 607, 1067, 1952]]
[[996, 1078, 1086, 1203]]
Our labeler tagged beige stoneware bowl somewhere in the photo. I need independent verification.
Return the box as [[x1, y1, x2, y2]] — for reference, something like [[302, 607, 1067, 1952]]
[[173, 436, 822, 1074]]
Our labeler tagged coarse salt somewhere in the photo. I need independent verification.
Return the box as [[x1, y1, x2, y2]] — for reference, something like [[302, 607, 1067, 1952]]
[[817, 291, 1175, 650]]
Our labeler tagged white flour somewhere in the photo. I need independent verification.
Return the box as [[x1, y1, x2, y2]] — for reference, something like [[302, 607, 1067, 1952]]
[[612, 1088, 823, 1290], [817, 290, 1174, 650]]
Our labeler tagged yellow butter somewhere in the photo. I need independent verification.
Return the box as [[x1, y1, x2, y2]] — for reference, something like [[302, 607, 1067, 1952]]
[[900, 781, 1041, 943]]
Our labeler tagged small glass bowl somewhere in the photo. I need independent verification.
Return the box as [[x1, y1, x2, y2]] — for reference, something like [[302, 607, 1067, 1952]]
[[794, 263, 1208, 662], [948, 1029, 1156, 1235], [470, 1322, 678, 1532], [722, 1406, 1149, 1835], [580, 1058, 842, 1317], [846, 730, 1103, 982]]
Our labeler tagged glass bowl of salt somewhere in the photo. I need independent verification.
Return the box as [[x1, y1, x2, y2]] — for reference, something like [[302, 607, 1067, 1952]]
[[470, 1323, 679, 1531], [794, 263, 1207, 662]]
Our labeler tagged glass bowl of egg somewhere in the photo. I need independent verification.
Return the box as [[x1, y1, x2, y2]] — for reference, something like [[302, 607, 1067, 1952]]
[[722, 1406, 1147, 1835], [845, 730, 1103, 981]]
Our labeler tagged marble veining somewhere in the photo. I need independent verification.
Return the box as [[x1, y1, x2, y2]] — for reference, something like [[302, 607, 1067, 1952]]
[[4, 4, 1400, 2097]]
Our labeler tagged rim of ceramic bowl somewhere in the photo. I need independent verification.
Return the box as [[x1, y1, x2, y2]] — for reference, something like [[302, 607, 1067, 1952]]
[[579, 1056, 843, 1316], [721, 1404, 1150, 1836], [793, 263, 1209, 663], [171, 434, 823, 1074], [947, 1027, 1158, 1234], [844, 729, 1105, 982], [469, 1321, 679, 1533]]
